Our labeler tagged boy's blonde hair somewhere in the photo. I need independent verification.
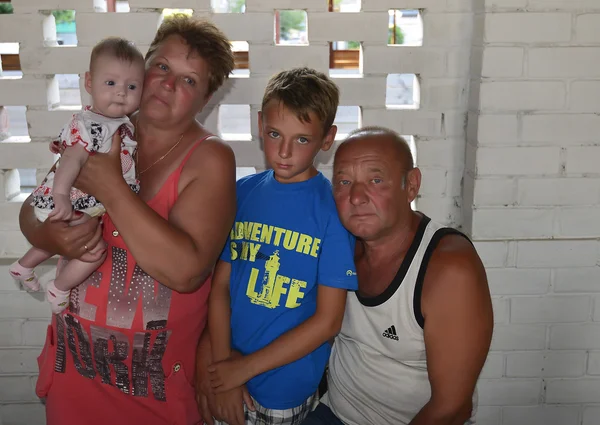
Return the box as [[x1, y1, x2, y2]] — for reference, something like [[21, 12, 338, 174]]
[[90, 37, 144, 71], [146, 14, 235, 96], [262, 67, 340, 133]]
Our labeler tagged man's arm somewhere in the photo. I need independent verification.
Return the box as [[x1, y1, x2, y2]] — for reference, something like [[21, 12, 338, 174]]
[[209, 285, 347, 392], [409, 235, 493, 425]]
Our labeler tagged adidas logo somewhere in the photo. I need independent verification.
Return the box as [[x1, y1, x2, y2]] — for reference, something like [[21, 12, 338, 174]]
[[382, 325, 399, 341]]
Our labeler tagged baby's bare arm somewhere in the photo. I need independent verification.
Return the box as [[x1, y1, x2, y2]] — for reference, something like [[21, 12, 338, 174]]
[[52, 144, 88, 197], [49, 144, 90, 221]]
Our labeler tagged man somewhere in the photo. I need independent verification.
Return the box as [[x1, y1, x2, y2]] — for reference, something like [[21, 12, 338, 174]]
[[196, 126, 493, 425], [302, 126, 493, 425]]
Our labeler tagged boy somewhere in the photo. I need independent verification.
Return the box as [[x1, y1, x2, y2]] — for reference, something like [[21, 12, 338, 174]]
[[207, 67, 358, 424]]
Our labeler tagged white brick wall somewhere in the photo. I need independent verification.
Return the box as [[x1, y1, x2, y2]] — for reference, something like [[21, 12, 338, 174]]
[[0, 0, 599, 424], [465, 1, 600, 424]]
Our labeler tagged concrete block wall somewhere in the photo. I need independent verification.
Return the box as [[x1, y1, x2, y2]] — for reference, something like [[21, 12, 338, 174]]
[[0, 0, 598, 424], [465, 0, 600, 424]]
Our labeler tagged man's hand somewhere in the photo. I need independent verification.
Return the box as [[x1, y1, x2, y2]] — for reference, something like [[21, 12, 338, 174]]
[[208, 356, 252, 393]]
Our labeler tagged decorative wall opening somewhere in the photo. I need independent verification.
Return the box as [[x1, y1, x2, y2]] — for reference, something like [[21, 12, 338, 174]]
[[159, 8, 193, 25], [334, 106, 360, 140], [212, 0, 245, 13], [219, 104, 251, 141], [236, 167, 256, 180], [56, 74, 82, 109], [330, 0, 360, 13], [275, 10, 308, 46], [388, 9, 423, 46], [0, 105, 28, 143], [0, 43, 20, 78], [386, 73, 419, 109], [94, 0, 130, 12], [52, 10, 77, 46], [329, 41, 361, 76], [232, 41, 249, 76]]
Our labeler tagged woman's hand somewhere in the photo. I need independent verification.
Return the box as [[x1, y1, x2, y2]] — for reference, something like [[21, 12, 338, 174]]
[[74, 133, 124, 202], [20, 200, 104, 262], [46, 213, 105, 262]]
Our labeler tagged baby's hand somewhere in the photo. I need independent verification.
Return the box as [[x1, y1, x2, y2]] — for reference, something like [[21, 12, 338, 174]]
[[48, 194, 73, 221]]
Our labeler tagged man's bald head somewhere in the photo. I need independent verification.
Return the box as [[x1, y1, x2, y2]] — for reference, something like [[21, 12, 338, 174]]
[[337, 126, 414, 171], [332, 126, 421, 241]]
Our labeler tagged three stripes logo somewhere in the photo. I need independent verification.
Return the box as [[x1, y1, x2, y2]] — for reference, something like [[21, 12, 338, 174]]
[[382, 325, 399, 341]]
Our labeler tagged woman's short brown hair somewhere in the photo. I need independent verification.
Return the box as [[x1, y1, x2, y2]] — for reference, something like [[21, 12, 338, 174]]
[[146, 14, 234, 96]]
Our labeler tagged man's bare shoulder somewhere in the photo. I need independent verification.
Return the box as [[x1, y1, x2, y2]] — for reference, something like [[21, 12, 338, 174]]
[[423, 233, 488, 300], [431, 233, 482, 273]]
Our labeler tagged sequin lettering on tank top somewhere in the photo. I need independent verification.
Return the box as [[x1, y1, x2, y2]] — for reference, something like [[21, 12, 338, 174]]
[[53, 247, 174, 400]]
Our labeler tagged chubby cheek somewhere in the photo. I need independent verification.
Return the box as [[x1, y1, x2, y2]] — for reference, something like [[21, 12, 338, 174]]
[[91, 82, 107, 98], [141, 75, 159, 96], [130, 92, 143, 108], [139, 88, 154, 106], [96, 89, 114, 105], [141, 69, 168, 94], [178, 84, 207, 114], [176, 89, 197, 110]]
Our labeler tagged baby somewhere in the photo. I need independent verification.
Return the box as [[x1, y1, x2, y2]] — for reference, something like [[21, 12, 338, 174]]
[[9, 37, 145, 314]]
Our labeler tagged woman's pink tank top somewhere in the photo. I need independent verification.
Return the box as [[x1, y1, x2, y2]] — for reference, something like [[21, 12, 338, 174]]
[[36, 136, 212, 425]]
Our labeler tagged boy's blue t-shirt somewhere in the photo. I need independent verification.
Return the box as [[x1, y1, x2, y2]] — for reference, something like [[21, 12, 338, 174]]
[[220, 170, 358, 409]]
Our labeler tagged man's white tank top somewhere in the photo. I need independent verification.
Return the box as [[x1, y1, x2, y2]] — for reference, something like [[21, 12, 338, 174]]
[[323, 215, 477, 425]]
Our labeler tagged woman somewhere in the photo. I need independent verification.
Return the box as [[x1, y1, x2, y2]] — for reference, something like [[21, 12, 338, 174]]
[[19, 15, 236, 425]]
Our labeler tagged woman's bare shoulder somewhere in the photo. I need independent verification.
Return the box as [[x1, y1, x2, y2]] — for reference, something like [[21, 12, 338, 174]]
[[195, 134, 234, 164], [199, 134, 234, 153], [181, 132, 236, 183]]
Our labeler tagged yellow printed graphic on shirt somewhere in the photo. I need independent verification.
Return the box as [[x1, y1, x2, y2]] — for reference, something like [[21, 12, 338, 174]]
[[229, 221, 320, 310]]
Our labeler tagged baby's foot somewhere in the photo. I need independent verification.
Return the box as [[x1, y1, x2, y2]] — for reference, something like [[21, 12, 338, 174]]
[[46, 280, 71, 314], [9, 261, 41, 292]]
